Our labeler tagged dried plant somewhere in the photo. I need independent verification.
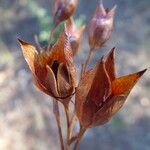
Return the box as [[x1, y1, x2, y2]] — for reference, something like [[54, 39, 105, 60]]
[[18, 0, 147, 150]]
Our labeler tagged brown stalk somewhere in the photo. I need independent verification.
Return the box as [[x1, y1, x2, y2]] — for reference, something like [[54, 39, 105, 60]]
[[34, 35, 43, 52], [73, 126, 86, 150], [68, 135, 78, 145], [53, 99, 65, 150], [82, 48, 95, 76], [80, 63, 84, 79], [69, 112, 77, 140], [63, 103, 71, 150]]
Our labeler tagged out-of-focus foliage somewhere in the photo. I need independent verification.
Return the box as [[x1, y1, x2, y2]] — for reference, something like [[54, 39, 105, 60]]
[[26, 0, 85, 46], [27, 0, 53, 44]]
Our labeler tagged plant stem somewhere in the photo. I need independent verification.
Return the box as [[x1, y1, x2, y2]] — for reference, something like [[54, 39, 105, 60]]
[[53, 100, 64, 150], [80, 63, 84, 79], [82, 48, 94, 76], [34, 35, 42, 52], [68, 135, 78, 145], [64, 103, 71, 150], [69, 112, 77, 140], [73, 126, 86, 150]]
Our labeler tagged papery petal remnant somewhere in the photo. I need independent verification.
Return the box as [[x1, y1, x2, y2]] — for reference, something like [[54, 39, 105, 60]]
[[75, 48, 147, 128], [19, 25, 77, 104]]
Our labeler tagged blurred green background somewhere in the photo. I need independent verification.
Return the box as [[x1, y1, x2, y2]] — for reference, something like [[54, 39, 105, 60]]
[[0, 0, 150, 150]]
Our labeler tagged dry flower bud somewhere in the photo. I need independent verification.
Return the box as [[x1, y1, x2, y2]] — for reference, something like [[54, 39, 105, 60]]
[[88, 0, 116, 50], [75, 48, 147, 128], [53, 0, 78, 26], [66, 18, 85, 56], [18, 27, 77, 104]]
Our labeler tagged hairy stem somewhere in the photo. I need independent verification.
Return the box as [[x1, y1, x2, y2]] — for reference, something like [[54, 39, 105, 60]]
[[53, 100, 64, 150]]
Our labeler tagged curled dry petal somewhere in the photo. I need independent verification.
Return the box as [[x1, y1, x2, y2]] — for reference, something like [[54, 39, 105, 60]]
[[18, 39, 38, 74], [76, 65, 98, 127], [49, 31, 67, 63], [112, 69, 147, 96], [92, 95, 127, 127], [57, 63, 73, 98], [92, 69, 146, 127], [87, 58, 111, 106], [34, 75, 54, 96], [34, 51, 50, 81], [49, 26, 77, 87], [76, 57, 112, 127], [45, 65, 59, 97], [103, 47, 115, 81]]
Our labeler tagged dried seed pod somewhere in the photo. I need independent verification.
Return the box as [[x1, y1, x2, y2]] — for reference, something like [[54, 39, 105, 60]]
[[88, 0, 116, 50], [75, 48, 146, 128], [19, 27, 77, 104], [66, 18, 85, 56], [53, 0, 78, 26]]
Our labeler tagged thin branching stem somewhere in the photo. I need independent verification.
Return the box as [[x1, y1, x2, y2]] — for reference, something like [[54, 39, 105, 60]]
[[69, 112, 77, 139], [73, 126, 86, 150], [53, 99, 65, 150], [64, 103, 71, 150], [80, 63, 84, 79], [82, 48, 95, 76], [68, 114, 78, 145], [34, 35, 43, 52]]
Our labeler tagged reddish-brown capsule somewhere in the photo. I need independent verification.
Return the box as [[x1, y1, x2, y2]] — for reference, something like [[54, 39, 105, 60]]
[[75, 48, 146, 128], [88, 0, 116, 50], [18, 27, 77, 104], [53, 0, 78, 26], [66, 18, 85, 56]]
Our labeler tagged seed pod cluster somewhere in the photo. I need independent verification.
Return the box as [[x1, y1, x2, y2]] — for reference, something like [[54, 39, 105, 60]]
[[19, 0, 147, 149]]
